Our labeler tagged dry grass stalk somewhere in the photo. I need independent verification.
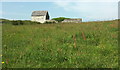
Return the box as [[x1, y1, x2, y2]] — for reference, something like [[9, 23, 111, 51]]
[[73, 34, 77, 48], [6, 59, 9, 64], [82, 32, 86, 40]]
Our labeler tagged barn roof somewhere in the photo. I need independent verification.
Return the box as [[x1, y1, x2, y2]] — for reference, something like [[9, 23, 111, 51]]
[[31, 11, 48, 16]]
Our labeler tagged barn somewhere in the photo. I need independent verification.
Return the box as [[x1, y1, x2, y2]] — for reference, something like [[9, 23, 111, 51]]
[[31, 11, 50, 23]]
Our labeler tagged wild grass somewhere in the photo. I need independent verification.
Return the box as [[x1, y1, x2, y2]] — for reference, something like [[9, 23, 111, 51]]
[[2, 20, 118, 68]]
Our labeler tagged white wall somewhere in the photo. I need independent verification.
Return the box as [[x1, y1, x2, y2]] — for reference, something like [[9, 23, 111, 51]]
[[31, 16, 46, 23]]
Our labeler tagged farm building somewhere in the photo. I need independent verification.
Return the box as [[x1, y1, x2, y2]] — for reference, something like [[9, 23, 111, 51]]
[[46, 20, 58, 23], [31, 11, 50, 23], [62, 18, 82, 23]]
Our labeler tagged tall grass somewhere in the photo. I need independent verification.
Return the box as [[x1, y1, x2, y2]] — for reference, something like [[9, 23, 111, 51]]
[[2, 20, 118, 68]]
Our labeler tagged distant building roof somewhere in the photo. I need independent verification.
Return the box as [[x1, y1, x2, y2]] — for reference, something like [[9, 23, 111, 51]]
[[31, 11, 48, 16], [62, 18, 82, 23], [64, 18, 82, 21]]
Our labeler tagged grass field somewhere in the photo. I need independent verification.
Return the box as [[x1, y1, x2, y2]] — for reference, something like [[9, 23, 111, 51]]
[[2, 20, 118, 68]]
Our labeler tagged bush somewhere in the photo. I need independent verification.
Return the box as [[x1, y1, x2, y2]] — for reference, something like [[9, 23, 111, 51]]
[[1, 19, 41, 25], [52, 17, 70, 22], [12, 20, 23, 25], [22, 20, 41, 25], [12, 20, 41, 25], [45, 21, 52, 24], [44, 20, 57, 24], [1, 19, 12, 24], [44, 21, 56, 24]]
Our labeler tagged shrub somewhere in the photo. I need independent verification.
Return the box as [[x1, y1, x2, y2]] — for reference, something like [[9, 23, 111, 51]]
[[44, 20, 57, 24], [12, 20, 41, 25], [12, 20, 23, 25], [44, 21, 53, 24], [12, 21, 19, 25], [45, 21, 52, 24], [52, 17, 70, 22], [1, 19, 12, 24], [23, 20, 41, 25]]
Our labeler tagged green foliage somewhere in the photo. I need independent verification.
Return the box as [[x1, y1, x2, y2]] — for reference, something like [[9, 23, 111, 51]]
[[1, 19, 41, 25], [21, 20, 41, 25], [1, 19, 13, 24], [44, 21, 56, 24], [52, 17, 70, 22], [12, 20, 23, 25], [2, 20, 118, 68]]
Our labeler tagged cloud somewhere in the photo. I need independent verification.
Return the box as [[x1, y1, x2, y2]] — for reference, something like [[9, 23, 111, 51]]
[[0, 11, 2, 16], [53, 2, 118, 21], [2, 0, 119, 2]]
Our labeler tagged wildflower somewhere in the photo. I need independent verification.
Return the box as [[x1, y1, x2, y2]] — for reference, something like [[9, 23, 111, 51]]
[[2, 62, 4, 64], [1, 55, 2, 57]]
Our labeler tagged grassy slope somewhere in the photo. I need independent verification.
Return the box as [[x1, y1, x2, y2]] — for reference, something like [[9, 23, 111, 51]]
[[2, 20, 118, 68]]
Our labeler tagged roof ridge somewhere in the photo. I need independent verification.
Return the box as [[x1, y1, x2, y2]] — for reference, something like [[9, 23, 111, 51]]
[[31, 10, 48, 16]]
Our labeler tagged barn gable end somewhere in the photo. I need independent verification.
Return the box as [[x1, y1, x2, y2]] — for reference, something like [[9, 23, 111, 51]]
[[31, 11, 50, 23]]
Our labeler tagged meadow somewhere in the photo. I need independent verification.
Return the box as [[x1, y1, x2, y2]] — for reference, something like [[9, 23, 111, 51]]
[[2, 20, 118, 68]]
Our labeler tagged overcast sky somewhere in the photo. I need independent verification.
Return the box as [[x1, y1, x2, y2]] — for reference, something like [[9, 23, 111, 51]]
[[1, 0, 119, 21]]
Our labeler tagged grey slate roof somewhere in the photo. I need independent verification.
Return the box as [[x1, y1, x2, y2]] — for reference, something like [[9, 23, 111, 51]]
[[64, 18, 82, 21], [31, 11, 48, 16]]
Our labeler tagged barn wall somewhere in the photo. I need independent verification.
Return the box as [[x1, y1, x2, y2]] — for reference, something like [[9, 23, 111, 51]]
[[31, 16, 46, 23]]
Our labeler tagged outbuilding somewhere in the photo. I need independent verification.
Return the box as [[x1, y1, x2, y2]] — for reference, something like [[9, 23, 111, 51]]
[[31, 11, 50, 23], [62, 18, 82, 23]]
